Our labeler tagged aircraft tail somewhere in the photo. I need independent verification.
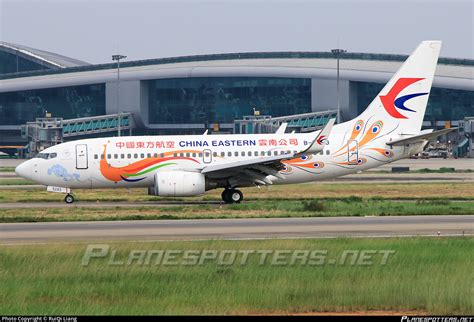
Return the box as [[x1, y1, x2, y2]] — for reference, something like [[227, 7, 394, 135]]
[[358, 41, 441, 134]]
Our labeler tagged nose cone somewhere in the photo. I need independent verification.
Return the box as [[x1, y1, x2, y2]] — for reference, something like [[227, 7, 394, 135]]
[[15, 161, 32, 180]]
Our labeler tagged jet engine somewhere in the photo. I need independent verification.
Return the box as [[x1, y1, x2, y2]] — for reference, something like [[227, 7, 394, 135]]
[[148, 171, 206, 197]]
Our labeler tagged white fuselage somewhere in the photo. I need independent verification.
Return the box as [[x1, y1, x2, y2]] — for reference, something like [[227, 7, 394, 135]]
[[15, 122, 419, 191]]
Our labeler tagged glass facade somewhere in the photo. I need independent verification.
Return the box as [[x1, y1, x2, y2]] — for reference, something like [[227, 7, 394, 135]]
[[148, 77, 311, 124], [0, 84, 105, 125], [0, 51, 51, 75], [356, 82, 474, 121]]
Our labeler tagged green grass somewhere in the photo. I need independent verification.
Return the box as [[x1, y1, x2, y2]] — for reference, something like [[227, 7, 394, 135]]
[[1, 182, 474, 203], [1, 198, 473, 223], [0, 178, 36, 185], [0, 167, 16, 172], [0, 237, 472, 315]]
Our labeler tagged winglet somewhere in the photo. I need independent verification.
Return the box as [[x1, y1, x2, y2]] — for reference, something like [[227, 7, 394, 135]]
[[297, 118, 335, 155]]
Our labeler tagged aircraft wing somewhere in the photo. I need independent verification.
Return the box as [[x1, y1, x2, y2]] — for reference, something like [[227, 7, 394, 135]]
[[201, 153, 292, 186], [201, 119, 335, 187], [386, 128, 456, 146], [201, 119, 335, 186]]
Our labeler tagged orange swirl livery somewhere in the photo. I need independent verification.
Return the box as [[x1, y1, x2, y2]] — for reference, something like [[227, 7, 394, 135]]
[[100, 145, 201, 182], [333, 120, 365, 156]]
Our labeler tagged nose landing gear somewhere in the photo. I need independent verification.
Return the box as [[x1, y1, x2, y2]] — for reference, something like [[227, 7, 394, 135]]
[[64, 194, 75, 204], [221, 189, 243, 204]]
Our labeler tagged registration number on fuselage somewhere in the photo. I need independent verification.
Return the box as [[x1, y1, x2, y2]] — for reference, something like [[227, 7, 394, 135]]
[[47, 186, 71, 194]]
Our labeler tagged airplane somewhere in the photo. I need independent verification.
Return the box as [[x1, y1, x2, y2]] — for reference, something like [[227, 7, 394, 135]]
[[15, 40, 454, 204]]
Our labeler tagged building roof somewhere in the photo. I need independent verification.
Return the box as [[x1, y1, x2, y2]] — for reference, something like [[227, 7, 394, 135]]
[[0, 41, 90, 69], [0, 49, 473, 92]]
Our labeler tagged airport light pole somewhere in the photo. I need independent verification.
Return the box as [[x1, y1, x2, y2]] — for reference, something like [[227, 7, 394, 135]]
[[112, 54, 127, 136], [331, 48, 346, 124]]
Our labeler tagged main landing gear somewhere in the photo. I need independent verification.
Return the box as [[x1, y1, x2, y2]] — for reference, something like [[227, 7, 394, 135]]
[[221, 189, 244, 204], [64, 194, 75, 204]]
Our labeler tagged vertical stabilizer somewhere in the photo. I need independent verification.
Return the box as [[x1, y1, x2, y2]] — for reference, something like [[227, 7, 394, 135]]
[[359, 41, 441, 134]]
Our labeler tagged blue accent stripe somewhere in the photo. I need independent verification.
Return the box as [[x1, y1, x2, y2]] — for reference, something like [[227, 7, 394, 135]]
[[394, 92, 428, 112]]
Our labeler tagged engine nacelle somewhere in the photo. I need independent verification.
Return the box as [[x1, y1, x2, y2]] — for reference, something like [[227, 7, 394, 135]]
[[149, 171, 206, 197]]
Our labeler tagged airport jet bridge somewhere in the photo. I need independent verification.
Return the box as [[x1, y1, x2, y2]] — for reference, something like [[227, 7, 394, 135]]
[[234, 110, 338, 134], [21, 113, 135, 158]]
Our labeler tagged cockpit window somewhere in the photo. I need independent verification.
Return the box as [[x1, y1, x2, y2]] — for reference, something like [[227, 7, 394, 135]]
[[35, 152, 57, 159]]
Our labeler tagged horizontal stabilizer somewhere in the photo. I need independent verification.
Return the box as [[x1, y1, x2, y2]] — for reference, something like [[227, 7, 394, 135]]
[[386, 128, 456, 146]]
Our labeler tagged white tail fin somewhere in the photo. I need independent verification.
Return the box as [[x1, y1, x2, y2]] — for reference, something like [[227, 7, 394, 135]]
[[359, 41, 441, 134]]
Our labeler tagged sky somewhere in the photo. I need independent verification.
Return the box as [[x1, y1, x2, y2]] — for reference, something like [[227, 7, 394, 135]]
[[0, 0, 473, 64]]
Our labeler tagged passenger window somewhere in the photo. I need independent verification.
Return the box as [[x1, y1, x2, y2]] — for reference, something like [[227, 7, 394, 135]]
[[160, 153, 165, 158], [274, 151, 278, 156], [213, 152, 217, 157], [101, 154, 105, 160], [114, 154, 118, 159], [326, 150, 330, 155], [261, 151, 265, 156], [186, 153, 191, 157], [220, 152, 225, 157], [94, 154, 98, 160], [198, 153, 203, 157], [248, 151, 252, 156], [241, 151, 245, 157], [49, 153, 57, 159], [107, 154, 111, 159], [147, 153, 151, 158], [192, 153, 197, 157], [127, 154, 131, 159], [267, 151, 271, 156], [228, 152, 232, 157], [173, 153, 177, 157], [121, 154, 124, 159], [134, 153, 138, 158], [140, 153, 145, 158], [234, 152, 238, 157], [254, 151, 258, 156]]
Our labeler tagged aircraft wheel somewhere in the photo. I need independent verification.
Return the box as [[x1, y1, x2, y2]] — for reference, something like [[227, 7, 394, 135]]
[[229, 189, 243, 203], [65, 194, 75, 204], [221, 189, 232, 203]]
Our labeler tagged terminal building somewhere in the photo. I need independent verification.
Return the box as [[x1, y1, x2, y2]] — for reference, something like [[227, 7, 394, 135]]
[[0, 41, 473, 156]]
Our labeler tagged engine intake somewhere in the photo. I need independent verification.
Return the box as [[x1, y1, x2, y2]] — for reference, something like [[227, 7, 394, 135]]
[[149, 171, 206, 197]]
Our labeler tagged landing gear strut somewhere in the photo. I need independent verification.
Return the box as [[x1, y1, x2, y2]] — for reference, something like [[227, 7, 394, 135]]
[[64, 194, 75, 204], [221, 189, 243, 204]]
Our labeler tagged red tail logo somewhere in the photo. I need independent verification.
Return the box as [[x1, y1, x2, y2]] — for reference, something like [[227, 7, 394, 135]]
[[380, 78, 428, 119]]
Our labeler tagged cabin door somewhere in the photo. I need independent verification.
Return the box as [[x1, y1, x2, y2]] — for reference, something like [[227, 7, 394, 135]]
[[75, 144, 88, 169]]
